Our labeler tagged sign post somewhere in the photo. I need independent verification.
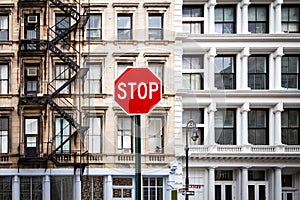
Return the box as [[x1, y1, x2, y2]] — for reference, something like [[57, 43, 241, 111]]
[[114, 67, 162, 200]]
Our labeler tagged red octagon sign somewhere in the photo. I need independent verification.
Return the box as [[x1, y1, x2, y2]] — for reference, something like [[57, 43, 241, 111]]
[[114, 67, 162, 115]]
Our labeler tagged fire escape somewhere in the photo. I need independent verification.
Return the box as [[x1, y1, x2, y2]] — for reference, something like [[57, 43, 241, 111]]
[[18, 0, 89, 170]]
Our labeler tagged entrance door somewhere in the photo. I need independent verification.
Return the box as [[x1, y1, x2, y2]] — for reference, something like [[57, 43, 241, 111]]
[[248, 182, 268, 200], [215, 182, 235, 200]]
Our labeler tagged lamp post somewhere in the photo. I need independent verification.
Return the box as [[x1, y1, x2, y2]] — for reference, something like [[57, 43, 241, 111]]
[[185, 119, 199, 200]]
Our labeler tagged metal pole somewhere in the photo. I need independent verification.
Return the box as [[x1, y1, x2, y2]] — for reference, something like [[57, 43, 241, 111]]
[[135, 115, 141, 200], [185, 124, 189, 200]]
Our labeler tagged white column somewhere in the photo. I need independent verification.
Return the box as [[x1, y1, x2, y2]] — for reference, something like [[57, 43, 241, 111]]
[[274, 0, 283, 34], [106, 175, 113, 200], [74, 174, 81, 200], [12, 175, 20, 200], [241, 168, 248, 200], [241, 47, 250, 90], [208, 168, 215, 200], [241, 102, 250, 145], [208, 48, 217, 90], [274, 168, 282, 200], [44, 175, 50, 200], [208, 103, 217, 145], [208, 0, 217, 34], [274, 103, 284, 145], [241, 0, 250, 34], [273, 47, 284, 90]]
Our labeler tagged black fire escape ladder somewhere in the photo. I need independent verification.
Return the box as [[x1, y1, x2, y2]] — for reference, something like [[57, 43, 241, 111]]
[[46, 0, 89, 166]]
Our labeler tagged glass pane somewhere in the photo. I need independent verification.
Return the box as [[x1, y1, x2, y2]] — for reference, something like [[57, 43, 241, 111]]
[[257, 7, 267, 21], [215, 23, 223, 33], [149, 15, 162, 28], [256, 129, 267, 145], [224, 8, 234, 21], [281, 111, 289, 127], [259, 185, 266, 200], [191, 74, 201, 90], [25, 119, 38, 134], [118, 16, 131, 29], [215, 8, 223, 21], [289, 8, 299, 22], [182, 74, 191, 89], [256, 57, 267, 73], [282, 8, 289, 21], [223, 23, 234, 33], [256, 110, 266, 128], [248, 185, 255, 200], [225, 185, 232, 200], [215, 185, 221, 200], [248, 7, 256, 21], [289, 110, 299, 127]]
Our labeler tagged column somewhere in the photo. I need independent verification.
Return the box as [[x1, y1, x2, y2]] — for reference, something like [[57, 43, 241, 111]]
[[12, 175, 20, 200], [241, 47, 250, 90], [74, 174, 81, 200], [241, 168, 248, 200], [274, 168, 282, 200], [106, 175, 113, 200], [274, 103, 283, 145], [241, 102, 250, 145], [241, 0, 250, 34], [208, 103, 217, 145], [208, 48, 217, 90], [274, 47, 284, 90], [44, 175, 50, 200], [208, 168, 215, 200], [274, 0, 283, 34], [208, 0, 217, 34]]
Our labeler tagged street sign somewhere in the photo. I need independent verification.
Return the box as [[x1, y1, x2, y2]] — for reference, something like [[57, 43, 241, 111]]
[[182, 191, 195, 196], [114, 67, 162, 115]]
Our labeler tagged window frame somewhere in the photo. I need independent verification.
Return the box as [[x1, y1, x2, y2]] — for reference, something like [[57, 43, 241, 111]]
[[0, 63, 9, 94], [54, 63, 71, 94], [281, 109, 300, 145], [117, 116, 133, 153], [182, 55, 204, 90], [248, 55, 269, 90], [0, 176, 12, 199], [84, 62, 102, 94], [55, 117, 71, 154], [55, 14, 70, 40], [182, 5, 204, 34], [86, 115, 102, 153], [117, 14, 132, 40], [148, 116, 164, 153], [281, 56, 300, 89], [143, 177, 164, 200], [81, 176, 104, 200], [248, 109, 269, 145], [248, 5, 269, 33], [0, 117, 9, 153], [214, 55, 236, 90], [215, 109, 236, 145], [215, 5, 236, 34], [148, 13, 164, 40], [112, 177, 134, 199], [86, 14, 102, 40], [281, 5, 300, 33], [51, 176, 73, 200], [182, 108, 204, 145], [20, 176, 43, 200], [0, 15, 8, 41]]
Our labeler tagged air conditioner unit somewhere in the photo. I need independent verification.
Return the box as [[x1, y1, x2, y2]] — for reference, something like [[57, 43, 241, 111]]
[[27, 68, 38, 76], [27, 16, 37, 23]]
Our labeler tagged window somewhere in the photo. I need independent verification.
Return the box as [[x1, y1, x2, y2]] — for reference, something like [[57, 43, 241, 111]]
[[215, 6, 236, 34], [24, 14, 39, 50], [81, 176, 104, 200], [215, 170, 234, 200], [0, 63, 8, 94], [182, 109, 204, 145], [148, 116, 164, 153], [55, 63, 70, 94], [248, 5, 268, 33], [86, 116, 102, 153], [25, 64, 39, 97], [182, 5, 204, 34], [248, 109, 269, 145], [148, 62, 164, 92], [55, 14, 70, 40], [117, 117, 133, 153], [282, 56, 299, 89], [282, 109, 300, 145], [55, 117, 70, 154], [112, 177, 133, 199], [51, 176, 73, 200], [248, 56, 268, 90], [215, 56, 236, 89], [215, 109, 236, 145], [20, 176, 42, 200], [117, 14, 132, 40], [143, 177, 163, 200], [248, 171, 267, 200], [0, 117, 8, 153], [282, 175, 293, 187], [282, 6, 300, 33], [282, 175, 294, 200], [117, 62, 133, 76], [85, 62, 102, 94], [148, 14, 163, 40], [24, 117, 39, 157], [0, 15, 8, 40], [182, 55, 204, 90], [86, 14, 101, 40], [0, 176, 11, 199]]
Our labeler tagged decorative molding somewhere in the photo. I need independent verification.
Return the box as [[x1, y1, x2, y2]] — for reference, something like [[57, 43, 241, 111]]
[[112, 3, 139, 8]]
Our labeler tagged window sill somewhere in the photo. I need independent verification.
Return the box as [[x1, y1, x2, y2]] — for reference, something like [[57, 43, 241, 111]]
[[83, 40, 106, 45], [145, 40, 172, 45], [0, 41, 12, 45], [113, 40, 138, 45]]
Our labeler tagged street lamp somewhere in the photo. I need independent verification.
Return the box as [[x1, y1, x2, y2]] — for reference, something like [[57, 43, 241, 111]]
[[185, 119, 199, 200]]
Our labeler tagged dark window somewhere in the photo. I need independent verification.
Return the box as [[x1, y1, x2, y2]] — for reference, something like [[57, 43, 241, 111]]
[[282, 56, 299, 89], [20, 176, 42, 200], [55, 14, 70, 40], [182, 55, 204, 90], [24, 117, 39, 157], [248, 56, 268, 89], [25, 64, 39, 97], [282, 6, 300, 33], [55, 117, 70, 154], [182, 5, 204, 34], [143, 177, 163, 200], [215, 55, 236, 89], [51, 176, 73, 200], [248, 171, 265, 181], [112, 177, 133, 198], [215, 109, 236, 145], [55, 63, 70, 94], [0, 117, 8, 153], [86, 14, 101, 40], [282, 175, 293, 187], [248, 109, 269, 145], [81, 176, 104, 200], [148, 14, 163, 40], [0, 176, 11, 199], [182, 109, 204, 145], [24, 14, 40, 50], [215, 6, 236, 33], [0, 15, 8, 40], [215, 170, 233, 180], [117, 14, 132, 40], [248, 5, 268, 33], [282, 109, 300, 145]]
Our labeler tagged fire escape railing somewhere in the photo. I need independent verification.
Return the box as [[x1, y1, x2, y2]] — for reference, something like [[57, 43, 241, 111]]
[[46, 0, 89, 166]]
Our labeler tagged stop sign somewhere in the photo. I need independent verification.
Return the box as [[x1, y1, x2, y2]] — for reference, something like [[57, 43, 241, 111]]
[[114, 67, 162, 115]]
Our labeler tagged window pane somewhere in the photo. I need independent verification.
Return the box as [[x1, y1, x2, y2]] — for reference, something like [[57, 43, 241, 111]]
[[248, 7, 256, 21], [149, 15, 162, 28], [257, 7, 267, 21], [118, 16, 131, 28], [224, 8, 234, 21], [289, 8, 299, 22], [215, 8, 223, 21], [25, 119, 38, 134]]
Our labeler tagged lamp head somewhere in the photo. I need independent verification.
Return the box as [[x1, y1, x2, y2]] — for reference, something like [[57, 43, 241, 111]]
[[191, 129, 199, 141]]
